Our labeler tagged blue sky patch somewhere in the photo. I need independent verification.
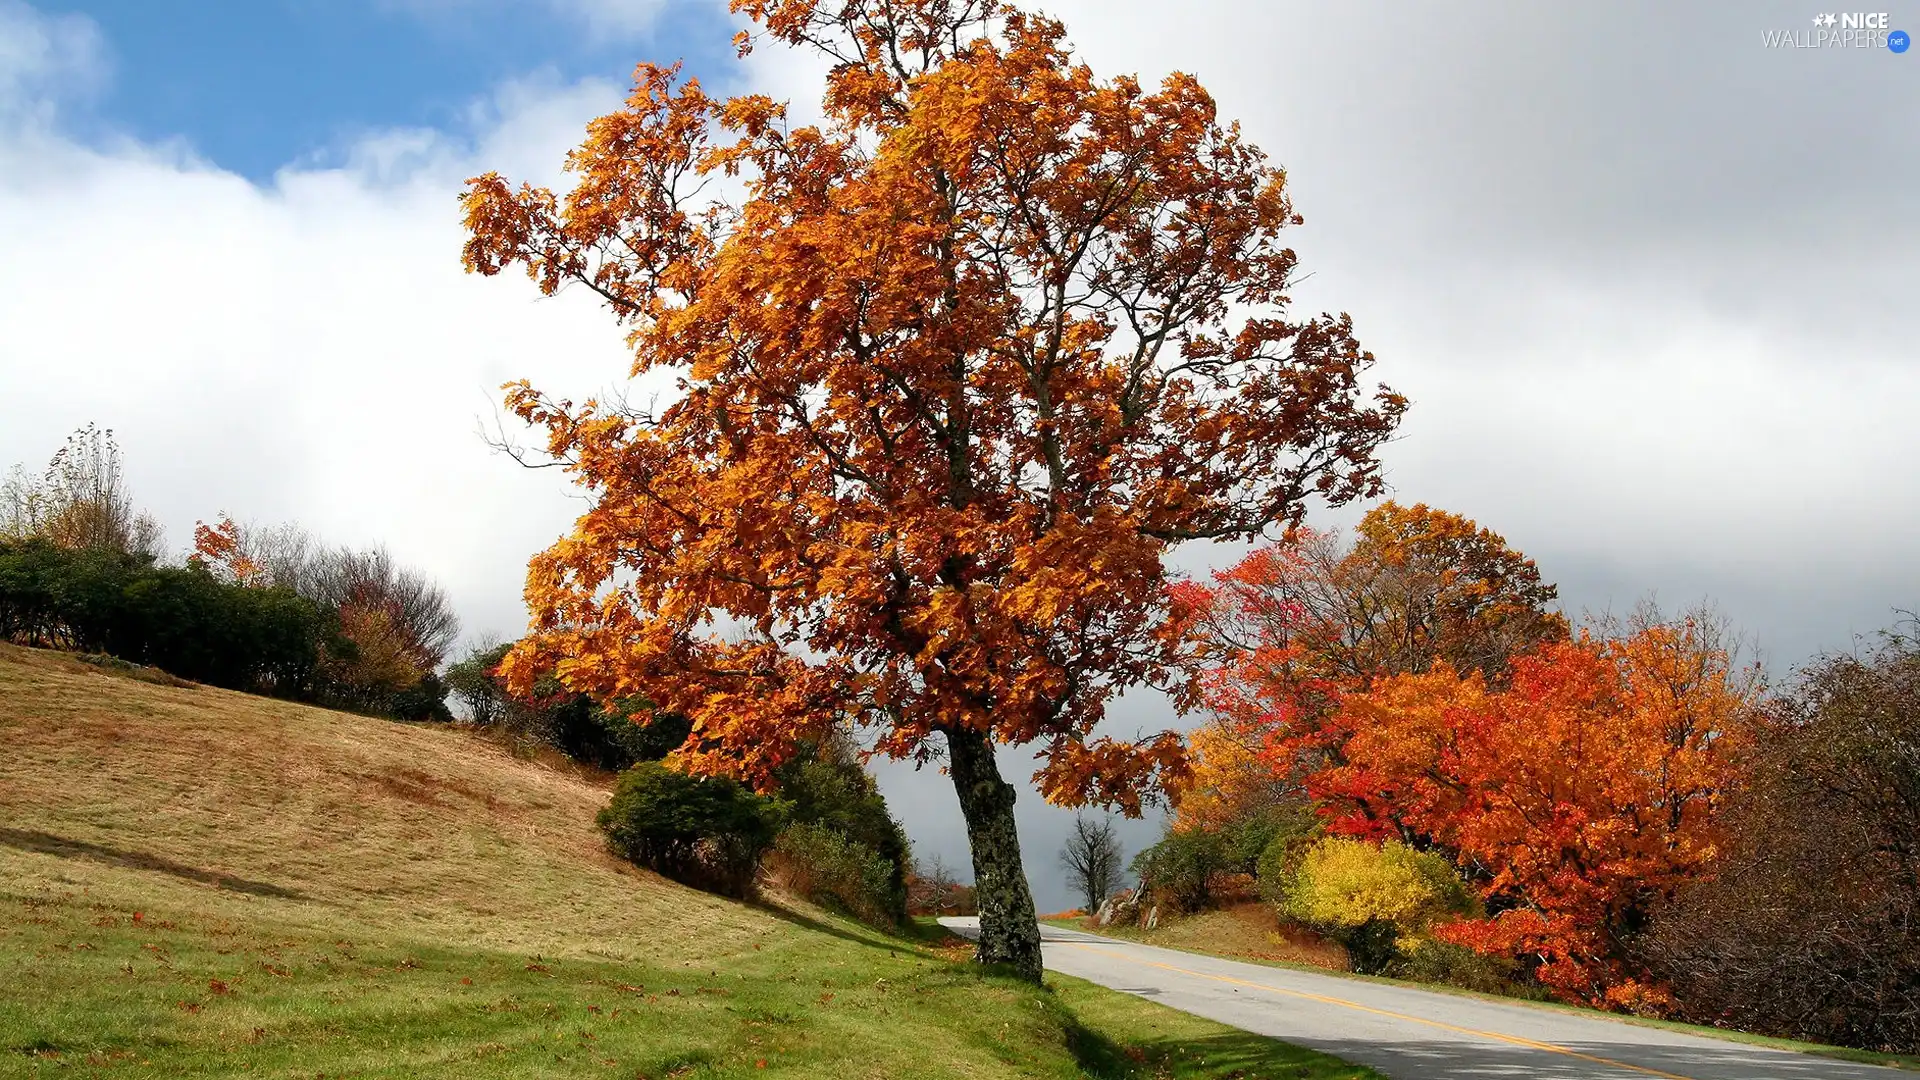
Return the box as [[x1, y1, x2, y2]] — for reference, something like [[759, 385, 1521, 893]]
[[33, 0, 739, 180]]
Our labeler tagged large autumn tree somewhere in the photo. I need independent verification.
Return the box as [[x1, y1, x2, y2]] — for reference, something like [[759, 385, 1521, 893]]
[[461, 0, 1404, 979]]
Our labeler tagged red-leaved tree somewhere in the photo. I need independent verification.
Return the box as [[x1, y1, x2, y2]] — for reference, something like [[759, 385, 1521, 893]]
[[1175, 502, 1565, 825], [1324, 616, 1762, 1007]]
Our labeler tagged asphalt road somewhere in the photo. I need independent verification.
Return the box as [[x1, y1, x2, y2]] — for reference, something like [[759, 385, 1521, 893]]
[[938, 917, 1906, 1080]]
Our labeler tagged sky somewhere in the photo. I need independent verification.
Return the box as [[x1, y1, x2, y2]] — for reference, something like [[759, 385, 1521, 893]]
[[1, 0, 1915, 912]]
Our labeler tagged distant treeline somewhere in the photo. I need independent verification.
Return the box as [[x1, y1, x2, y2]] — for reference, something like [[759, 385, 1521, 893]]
[[1, 425, 458, 721], [0, 539, 333, 696]]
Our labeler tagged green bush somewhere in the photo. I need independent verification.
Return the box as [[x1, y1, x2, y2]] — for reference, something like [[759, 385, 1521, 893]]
[[766, 823, 899, 926], [772, 757, 910, 919], [446, 641, 691, 770], [1131, 828, 1228, 913], [1254, 808, 1326, 899], [1283, 837, 1478, 974], [387, 672, 455, 723], [1394, 937, 1523, 995], [1215, 803, 1317, 876], [597, 762, 783, 897], [548, 696, 690, 771]]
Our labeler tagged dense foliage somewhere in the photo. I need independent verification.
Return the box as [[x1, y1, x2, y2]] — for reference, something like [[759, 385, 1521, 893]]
[[1253, 809, 1324, 901], [194, 516, 459, 719], [1281, 837, 1477, 974], [1326, 621, 1759, 1008], [1174, 504, 1770, 1011], [764, 823, 902, 926], [0, 539, 334, 697], [1179, 501, 1569, 795], [445, 640, 692, 770], [2, 429, 458, 722], [771, 753, 911, 919], [1130, 828, 1229, 914]]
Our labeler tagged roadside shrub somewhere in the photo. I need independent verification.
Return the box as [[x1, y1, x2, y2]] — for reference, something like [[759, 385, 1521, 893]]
[[1220, 802, 1318, 875], [764, 823, 898, 926], [1395, 937, 1521, 995], [1283, 837, 1478, 974], [773, 756, 910, 918], [1255, 809, 1326, 900], [1208, 871, 1260, 905], [597, 762, 783, 898], [1131, 828, 1228, 913]]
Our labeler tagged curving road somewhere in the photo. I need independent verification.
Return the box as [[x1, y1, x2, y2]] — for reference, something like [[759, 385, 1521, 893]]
[[938, 917, 1906, 1080]]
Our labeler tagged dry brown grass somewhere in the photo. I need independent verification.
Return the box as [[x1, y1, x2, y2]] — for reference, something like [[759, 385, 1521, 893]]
[[0, 642, 780, 963], [1075, 902, 1351, 971]]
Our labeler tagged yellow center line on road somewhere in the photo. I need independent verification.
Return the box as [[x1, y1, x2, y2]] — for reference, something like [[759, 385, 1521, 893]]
[[1058, 940, 1696, 1080]]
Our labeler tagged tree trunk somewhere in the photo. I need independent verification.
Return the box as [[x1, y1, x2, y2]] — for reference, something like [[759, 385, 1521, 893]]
[[945, 725, 1044, 982]]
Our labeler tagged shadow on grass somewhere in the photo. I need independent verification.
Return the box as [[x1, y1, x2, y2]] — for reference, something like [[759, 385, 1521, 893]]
[[0, 826, 310, 900], [1065, 1019, 1310, 1080], [752, 898, 930, 954]]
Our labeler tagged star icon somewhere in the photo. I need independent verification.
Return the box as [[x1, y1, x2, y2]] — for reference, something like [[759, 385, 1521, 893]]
[[1824, 13, 1838, 26], [1814, 12, 1826, 24]]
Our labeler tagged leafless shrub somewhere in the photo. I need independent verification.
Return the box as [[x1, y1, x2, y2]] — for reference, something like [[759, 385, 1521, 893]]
[[1639, 622, 1920, 1053]]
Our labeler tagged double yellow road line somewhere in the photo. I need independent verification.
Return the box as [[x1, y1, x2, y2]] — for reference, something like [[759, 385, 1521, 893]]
[[1061, 940, 1695, 1080]]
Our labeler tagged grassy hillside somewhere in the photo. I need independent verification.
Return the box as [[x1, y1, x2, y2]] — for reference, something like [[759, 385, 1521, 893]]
[[0, 644, 1381, 1079]]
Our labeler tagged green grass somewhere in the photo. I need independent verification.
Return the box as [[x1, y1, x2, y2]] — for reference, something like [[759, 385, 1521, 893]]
[[0, 644, 1382, 1079], [1044, 916, 1920, 1073]]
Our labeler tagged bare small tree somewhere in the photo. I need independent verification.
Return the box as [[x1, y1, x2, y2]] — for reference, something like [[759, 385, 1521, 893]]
[[909, 854, 975, 916], [300, 545, 461, 670], [1060, 815, 1125, 914], [1, 424, 163, 560]]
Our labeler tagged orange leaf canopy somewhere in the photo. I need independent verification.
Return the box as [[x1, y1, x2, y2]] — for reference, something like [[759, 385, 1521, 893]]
[[461, 0, 1405, 809]]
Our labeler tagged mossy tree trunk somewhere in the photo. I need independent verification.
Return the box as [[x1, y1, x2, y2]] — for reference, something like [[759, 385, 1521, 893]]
[[945, 725, 1043, 983]]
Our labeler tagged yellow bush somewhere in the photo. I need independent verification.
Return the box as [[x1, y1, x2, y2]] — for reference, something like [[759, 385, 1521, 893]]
[[1283, 837, 1475, 932]]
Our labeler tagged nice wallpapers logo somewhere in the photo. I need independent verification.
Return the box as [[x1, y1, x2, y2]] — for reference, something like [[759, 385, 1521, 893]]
[[1763, 12, 1911, 50]]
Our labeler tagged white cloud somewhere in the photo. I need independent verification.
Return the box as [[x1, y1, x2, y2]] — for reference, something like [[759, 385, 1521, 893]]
[[0, 6, 636, 650], [559, 0, 672, 38]]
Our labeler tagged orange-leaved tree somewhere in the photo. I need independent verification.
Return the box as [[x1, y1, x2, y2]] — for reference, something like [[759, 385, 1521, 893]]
[[460, 0, 1405, 979], [1175, 502, 1565, 828], [191, 514, 268, 586], [1322, 612, 1762, 1007], [1170, 720, 1299, 833]]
